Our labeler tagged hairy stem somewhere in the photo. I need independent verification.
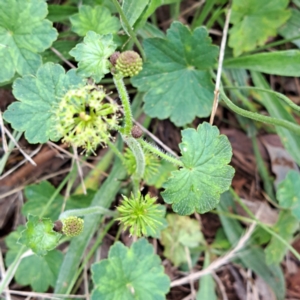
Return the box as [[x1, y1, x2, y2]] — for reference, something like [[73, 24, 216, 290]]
[[59, 206, 116, 220], [113, 75, 133, 135], [220, 90, 300, 135], [122, 135, 145, 196], [139, 139, 183, 167]]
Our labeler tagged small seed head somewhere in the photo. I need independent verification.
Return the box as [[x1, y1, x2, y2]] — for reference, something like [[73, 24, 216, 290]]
[[131, 125, 143, 139], [115, 51, 143, 77], [62, 216, 84, 237]]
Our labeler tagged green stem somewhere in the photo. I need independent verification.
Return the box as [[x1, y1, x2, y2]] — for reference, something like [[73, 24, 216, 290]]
[[220, 90, 300, 135], [66, 219, 115, 295], [59, 206, 116, 220], [0, 245, 26, 293], [113, 75, 133, 135], [139, 139, 183, 167], [230, 188, 300, 261], [111, 0, 146, 60], [221, 74, 257, 112], [122, 135, 145, 196], [224, 86, 300, 112]]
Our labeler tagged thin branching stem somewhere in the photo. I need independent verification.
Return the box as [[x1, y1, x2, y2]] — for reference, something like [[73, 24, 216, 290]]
[[139, 139, 183, 167], [224, 86, 300, 112], [113, 75, 133, 135], [220, 90, 300, 135], [210, 7, 231, 124]]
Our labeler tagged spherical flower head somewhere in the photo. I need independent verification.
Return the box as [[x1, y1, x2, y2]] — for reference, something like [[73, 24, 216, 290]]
[[54, 85, 120, 153], [62, 216, 84, 237], [116, 192, 163, 237], [115, 51, 143, 77]]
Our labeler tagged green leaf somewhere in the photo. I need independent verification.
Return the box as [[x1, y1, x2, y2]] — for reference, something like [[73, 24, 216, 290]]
[[265, 210, 299, 265], [160, 214, 203, 266], [218, 192, 286, 300], [91, 238, 170, 300], [277, 170, 300, 219], [121, 0, 149, 33], [0, 0, 58, 83], [70, 5, 120, 37], [162, 122, 234, 215], [132, 22, 218, 126], [279, 9, 300, 49], [5, 226, 63, 292], [69, 31, 117, 83], [224, 50, 300, 76], [229, 0, 291, 56], [3, 63, 84, 144], [15, 250, 63, 292], [47, 4, 78, 22], [19, 215, 62, 256], [22, 181, 94, 220], [197, 252, 217, 300]]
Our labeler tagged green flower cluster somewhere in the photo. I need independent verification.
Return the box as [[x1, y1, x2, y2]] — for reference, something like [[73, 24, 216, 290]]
[[62, 216, 84, 237], [117, 192, 163, 237], [55, 85, 119, 153]]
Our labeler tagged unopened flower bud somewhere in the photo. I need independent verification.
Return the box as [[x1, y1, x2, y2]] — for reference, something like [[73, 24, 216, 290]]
[[62, 216, 84, 237], [115, 51, 143, 77]]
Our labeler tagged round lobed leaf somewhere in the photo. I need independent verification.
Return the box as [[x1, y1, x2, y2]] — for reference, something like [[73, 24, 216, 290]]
[[18, 215, 62, 256], [70, 5, 120, 37], [0, 0, 58, 82], [132, 22, 219, 126], [69, 31, 117, 83], [162, 122, 235, 215], [91, 238, 170, 300]]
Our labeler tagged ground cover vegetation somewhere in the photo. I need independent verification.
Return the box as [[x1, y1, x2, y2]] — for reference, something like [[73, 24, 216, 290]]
[[0, 0, 300, 299]]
